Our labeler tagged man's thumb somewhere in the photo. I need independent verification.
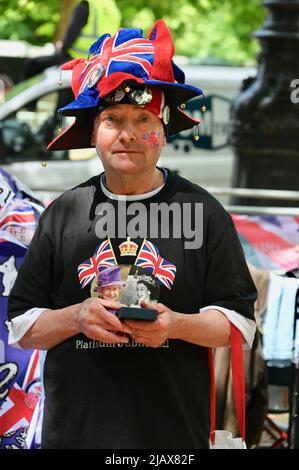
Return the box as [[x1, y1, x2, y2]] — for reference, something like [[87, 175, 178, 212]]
[[140, 300, 151, 308]]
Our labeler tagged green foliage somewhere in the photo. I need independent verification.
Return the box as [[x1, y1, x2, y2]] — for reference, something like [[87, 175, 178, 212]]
[[0, 0, 265, 65], [0, 0, 60, 44], [115, 0, 265, 65]]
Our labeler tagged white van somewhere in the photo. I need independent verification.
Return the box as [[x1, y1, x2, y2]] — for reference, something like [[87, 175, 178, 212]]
[[0, 64, 256, 199]]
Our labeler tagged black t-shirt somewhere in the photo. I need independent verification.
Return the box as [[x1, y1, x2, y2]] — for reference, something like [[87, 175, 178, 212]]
[[8, 170, 257, 449]]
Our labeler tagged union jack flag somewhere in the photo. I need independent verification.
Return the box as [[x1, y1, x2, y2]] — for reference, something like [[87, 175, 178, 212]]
[[78, 239, 117, 288], [78, 29, 154, 94], [135, 240, 176, 290], [22, 350, 41, 390], [0, 201, 36, 232], [0, 385, 35, 439], [0, 200, 37, 246], [0, 350, 41, 444]]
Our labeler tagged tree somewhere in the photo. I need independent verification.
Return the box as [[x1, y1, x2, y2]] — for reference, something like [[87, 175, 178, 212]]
[[0, 0, 60, 45], [115, 0, 265, 65], [0, 0, 265, 65]]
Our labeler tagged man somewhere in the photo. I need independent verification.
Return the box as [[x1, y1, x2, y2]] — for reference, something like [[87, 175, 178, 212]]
[[22, 0, 121, 80], [7, 20, 257, 449]]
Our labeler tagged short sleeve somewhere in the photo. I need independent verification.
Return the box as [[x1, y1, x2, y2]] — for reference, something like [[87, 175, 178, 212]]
[[203, 209, 257, 321], [7, 206, 55, 321]]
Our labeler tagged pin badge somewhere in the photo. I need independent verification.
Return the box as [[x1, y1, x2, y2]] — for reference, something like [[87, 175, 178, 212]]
[[129, 88, 153, 105], [162, 105, 170, 125], [112, 88, 126, 103], [87, 64, 105, 88], [105, 88, 126, 103]]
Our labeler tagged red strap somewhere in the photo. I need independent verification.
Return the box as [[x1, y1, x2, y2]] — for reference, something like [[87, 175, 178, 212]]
[[209, 323, 245, 444], [208, 348, 216, 443], [230, 323, 246, 439]]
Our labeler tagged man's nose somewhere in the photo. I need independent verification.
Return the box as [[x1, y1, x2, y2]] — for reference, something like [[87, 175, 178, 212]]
[[119, 124, 137, 142]]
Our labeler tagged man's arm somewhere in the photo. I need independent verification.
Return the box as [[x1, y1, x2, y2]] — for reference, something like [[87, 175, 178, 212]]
[[18, 304, 80, 350], [61, 1, 89, 51], [125, 302, 231, 349], [17, 299, 133, 350], [171, 308, 231, 347]]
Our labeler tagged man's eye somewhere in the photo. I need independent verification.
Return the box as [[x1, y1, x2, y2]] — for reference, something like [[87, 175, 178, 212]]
[[105, 115, 117, 122], [139, 115, 150, 122]]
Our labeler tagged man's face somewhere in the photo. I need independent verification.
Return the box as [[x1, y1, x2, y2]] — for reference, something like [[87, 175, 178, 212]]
[[92, 104, 166, 175]]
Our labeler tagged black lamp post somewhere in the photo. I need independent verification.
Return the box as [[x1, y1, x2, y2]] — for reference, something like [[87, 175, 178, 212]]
[[230, 0, 299, 207]]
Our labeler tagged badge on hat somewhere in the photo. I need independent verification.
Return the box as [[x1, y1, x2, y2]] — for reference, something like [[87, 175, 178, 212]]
[[87, 64, 105, 88], [162, 105, 170, 125], [104, 85, 154, 106], [128, 88, 153, 105], [105, 88, 126, 104]]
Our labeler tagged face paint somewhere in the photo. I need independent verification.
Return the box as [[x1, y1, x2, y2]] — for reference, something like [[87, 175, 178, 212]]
[[142, 131, 161, 148]]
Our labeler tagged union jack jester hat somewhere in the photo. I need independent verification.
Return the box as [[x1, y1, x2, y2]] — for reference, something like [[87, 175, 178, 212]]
[[48, 19, 204, 151]]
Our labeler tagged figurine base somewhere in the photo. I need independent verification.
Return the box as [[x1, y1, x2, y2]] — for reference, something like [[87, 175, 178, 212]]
[[117, 306, 157, 321]]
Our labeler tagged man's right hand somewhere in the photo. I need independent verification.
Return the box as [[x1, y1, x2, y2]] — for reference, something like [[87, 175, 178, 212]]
[[77, 298, 132, 344], [18, 299, 132, 350]]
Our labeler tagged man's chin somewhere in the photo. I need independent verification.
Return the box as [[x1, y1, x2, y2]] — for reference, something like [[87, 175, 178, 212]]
[[112, 159, 143, 174]]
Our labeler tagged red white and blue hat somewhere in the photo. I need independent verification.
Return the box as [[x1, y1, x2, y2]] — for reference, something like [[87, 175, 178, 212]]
[[48, 19, 204, 151]]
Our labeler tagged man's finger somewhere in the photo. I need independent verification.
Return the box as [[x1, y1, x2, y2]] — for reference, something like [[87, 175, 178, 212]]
[[88, 303, 133, 334], [124, 319, 161, 331], [140, 300, 154, 309], [84, 324, 130, 344], [140, 300, 165, 314], [100, 319, 132, 335], [93, 305, 131, 332], [94, 298, 125, 309]]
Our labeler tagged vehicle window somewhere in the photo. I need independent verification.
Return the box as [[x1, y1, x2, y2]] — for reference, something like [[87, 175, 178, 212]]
[[4, 74, 43, 102], [0, 88, 73, 163]]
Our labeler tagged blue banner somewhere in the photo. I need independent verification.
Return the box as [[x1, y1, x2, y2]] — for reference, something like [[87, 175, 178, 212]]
[[0, 169, 44, 449]]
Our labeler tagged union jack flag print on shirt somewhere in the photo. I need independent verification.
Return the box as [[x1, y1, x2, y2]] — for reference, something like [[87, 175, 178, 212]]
[[78, 239, 117, 288], [135, 239, 176, 290]]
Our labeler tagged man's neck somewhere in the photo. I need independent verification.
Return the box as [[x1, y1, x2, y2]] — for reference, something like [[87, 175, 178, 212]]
[[104, 168, 164, 195]]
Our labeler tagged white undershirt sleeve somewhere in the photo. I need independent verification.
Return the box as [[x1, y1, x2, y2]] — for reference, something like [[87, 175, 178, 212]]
[[7, 308, 47, 349]]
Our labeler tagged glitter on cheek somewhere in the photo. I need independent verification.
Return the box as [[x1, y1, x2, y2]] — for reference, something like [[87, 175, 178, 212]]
[[142, 131, 161, 148]]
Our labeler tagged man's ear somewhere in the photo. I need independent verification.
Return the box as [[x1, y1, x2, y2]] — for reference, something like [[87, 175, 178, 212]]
[[91, 113, 101, 146], [162, 127, 167, 147]]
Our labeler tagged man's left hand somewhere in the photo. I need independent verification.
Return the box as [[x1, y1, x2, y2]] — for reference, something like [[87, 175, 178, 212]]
[[123, 300, 178, 348]]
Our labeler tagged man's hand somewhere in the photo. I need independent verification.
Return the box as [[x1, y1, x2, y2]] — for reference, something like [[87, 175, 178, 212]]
[[77, 298, 132, 344], [123, 300, 178, 348]]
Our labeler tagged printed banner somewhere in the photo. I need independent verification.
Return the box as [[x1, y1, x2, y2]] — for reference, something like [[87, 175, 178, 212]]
[[0, 169, 44, 449], [231, 214, 299, 271]]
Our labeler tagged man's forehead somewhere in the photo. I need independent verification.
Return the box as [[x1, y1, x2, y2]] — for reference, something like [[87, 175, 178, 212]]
[[96, 104, 163, 126], [100, 104, 154, 114]]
